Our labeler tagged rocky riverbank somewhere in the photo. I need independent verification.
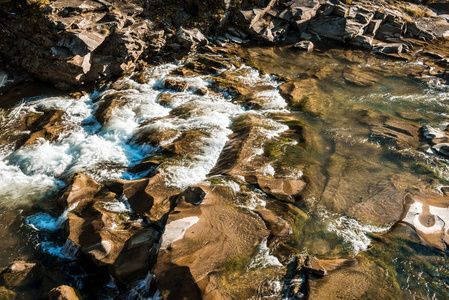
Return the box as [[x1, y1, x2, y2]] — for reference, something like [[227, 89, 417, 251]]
[[1, 0, 449, 91], [1, 1, 449, 300]]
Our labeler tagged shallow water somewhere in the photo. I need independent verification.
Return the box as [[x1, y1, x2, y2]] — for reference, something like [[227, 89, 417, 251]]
[[1, 47, 449, 298]]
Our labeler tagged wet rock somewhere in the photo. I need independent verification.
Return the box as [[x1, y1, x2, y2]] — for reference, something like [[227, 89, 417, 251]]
[[0, 286, 16, 300], [164, 79, 188, 92], [254, 208, 292, 237], [209, 113, 271, 176], [111, 228, 160, 284], [154, 184, 270, 299], [47, 285, 82, 300], [59, 173, 101, 208], [293, 41, 314, 52], [279, 79, 331, 115], [94, 96, 127, 126], [357, 110, 421, 149], [420, 125, 449, 145], [248, 175, 306, 202], [64, 189, 145, 268], [308, 255, 397, 299], [23, 110, 69, 146], [343, 65, 381, 86], [108, 173, 181, 223], [432, 143, 449, 157], [1, 261, 43, 287]]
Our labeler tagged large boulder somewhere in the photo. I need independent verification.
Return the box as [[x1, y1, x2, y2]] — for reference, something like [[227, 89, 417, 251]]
[[59, 173, 101, 208], [154, 184, 271, 299]]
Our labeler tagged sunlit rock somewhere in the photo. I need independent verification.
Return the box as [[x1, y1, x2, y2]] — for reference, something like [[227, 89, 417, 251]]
[[154, 183, 270, 299], [47, 285, 82, 300], [1, 261, 43, 288]]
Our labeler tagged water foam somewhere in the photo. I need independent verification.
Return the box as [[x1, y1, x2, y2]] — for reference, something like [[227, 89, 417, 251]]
[[316, 207, 391, 254]]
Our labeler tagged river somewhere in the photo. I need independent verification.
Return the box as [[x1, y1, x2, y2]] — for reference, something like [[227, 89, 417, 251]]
[[1, 46, 449, 299]]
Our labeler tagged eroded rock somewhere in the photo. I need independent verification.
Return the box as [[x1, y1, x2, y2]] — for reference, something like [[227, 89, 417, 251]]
[[154, 184, 270, 299], [47, 285, 82, 300], [1, 261, 43, 288]]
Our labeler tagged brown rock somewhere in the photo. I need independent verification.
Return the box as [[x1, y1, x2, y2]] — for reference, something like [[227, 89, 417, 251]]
[[0, 286, 16, 300], [253, 176, 306, 201], [94, 95, 128, 126], [254, 208, 292, 237], [23, 110, 69, 146], [111, 228, 160, 284], [308, 255, 398, 299], [47, 285, 82, 300], [279, 79, 331, 115], [64, 191, 144, 267], [164, 79, 188, 92], [154, 184, 270, 299], [108, 173, 181, 223], [343, 65, 381, 86], [357, 110, 421, 149], [1, 261, 43, 287], [59, 173, 101, 209]]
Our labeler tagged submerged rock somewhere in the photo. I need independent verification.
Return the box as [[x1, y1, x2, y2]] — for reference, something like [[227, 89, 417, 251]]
[[279, 79, 331, 115], [0, 286, 16, 300], [357, 110, 421, 149]]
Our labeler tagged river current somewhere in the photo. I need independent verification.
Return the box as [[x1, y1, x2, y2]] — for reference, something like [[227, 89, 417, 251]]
[[1, 47, 449, 299]]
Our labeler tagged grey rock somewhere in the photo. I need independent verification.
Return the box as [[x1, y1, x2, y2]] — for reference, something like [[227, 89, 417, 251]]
[[350, 35, 373, 49]]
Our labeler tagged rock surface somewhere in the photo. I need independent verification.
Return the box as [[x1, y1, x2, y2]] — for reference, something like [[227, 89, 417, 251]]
[[154, 184, 271, 299], [47, 285, 82, 300]]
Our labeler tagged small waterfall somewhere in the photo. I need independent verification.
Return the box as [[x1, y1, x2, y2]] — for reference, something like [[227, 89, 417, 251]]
[[62, 239, 79, 260], [126, 272, 161, 300]]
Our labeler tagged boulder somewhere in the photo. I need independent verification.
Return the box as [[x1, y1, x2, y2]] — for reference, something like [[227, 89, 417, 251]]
[[64, 189, 146, 268], [107, 174, 181, 223], [0, 286, 16, 300], [154, 184, 270, 299], [23, 110, 69, 146], [254, 208, 292, 237], [59, 173, 101, 208], [111, 228, 161, 284], [279, 79, 331, 115], [1, 261, 43, 287], [47, 285, 82, 300]]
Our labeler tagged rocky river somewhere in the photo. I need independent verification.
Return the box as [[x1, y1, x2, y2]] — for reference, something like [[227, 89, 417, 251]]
[[1, 0, 449, 299], [1, 43, 449, 299]]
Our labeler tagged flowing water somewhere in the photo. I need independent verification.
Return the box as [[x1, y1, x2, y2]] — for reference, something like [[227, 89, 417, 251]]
[[1, 46, 449, 299]]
